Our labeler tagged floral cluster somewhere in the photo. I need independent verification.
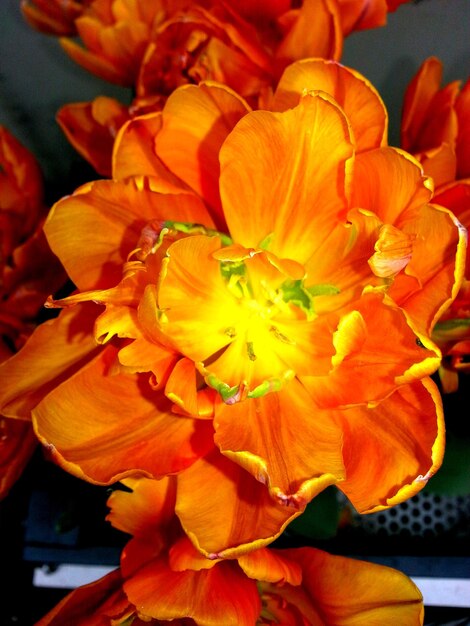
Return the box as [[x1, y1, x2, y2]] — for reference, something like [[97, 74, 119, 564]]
[[1, 0, 469, 624]]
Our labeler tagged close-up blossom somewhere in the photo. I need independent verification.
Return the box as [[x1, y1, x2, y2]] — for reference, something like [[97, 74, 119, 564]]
[[401, 56, 470, 391], [36, 475, 425, 625], [1, 59, 465, 558]]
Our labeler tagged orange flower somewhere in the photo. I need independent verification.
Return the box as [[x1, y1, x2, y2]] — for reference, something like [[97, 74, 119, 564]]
[[21, 0, 92, 36], [37, 476, 424, 626], [0, 127, 66, 498], [337, 0, 410, 36], [0, 60, 464, 555], [401, 57, 470, 391]]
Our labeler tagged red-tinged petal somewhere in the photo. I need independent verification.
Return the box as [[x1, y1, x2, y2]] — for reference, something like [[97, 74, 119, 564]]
[[112, 112, 188, 191], [176, 449, 304, 559], [32, 344, 214, 484], [272, 59, 387, 151], [338, 378, 444, 513], [0, 304, 99, 419], [155, 82, 250, 226], [60, 36, 130, 85], [417, 143, 457, 188], [456, 79, 470, 178], [276, 0, 342, 65], [44, 178, 212, 291], [307, 293, 440, 409], [214, 378, 345, 504], [434, 180, 470, 274], [390, 202, 467, 334], [337, 0, 387, 35], [0, 419, 37, 500], [401, 56, 443, 151], [278, 547, 424, 625], [106, 476, 176, 537], [238, 547, 302, 586], [57, 97, 129, 177], [165, 357, 215, 419], [352, 146, 433, 224], [124, 556, 260, 626], [35, 569, 129, 626], [220, 91, 354, 263]]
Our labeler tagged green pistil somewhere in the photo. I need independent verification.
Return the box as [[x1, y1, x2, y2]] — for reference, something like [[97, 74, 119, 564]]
[[206, 374, 240, 403], [162, 220, 233, 246]]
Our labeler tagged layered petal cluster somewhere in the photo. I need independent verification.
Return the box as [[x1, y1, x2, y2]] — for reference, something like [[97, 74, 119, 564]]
[[50, 0, 409, 175], [1, 60, 464, 556], [401, 57, 470, 391], [0, 127, 66, 499], [37, 476, 424, 626]]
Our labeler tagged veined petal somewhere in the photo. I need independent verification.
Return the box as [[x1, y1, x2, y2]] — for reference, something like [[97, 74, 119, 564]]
[[352, 146, 433, 224], [165, 357, 215, 419], [214, 379, 345, 505], [44, 178, 213, 291], [338, 378, 444, 513], [155, 82, 250, 226], [176, 449, 303, 559], [0, 304, 99, 419], [123, 556, 260, 626], [272, 58, 387, 151], [32, 345, 214, 484], [169, 535, 219, 572], [220, 91, 354, 263]]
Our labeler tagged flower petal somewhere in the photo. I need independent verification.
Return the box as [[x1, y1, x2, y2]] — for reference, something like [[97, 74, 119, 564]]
[[44, 178, 213, 291], [176, 449, 303, 559], [0, 304, 99, 419], [32, 345, 214, 484], [338, 378, 445, 512], [272, 58, 387, 151], [238, 547, 302, 586], [214, 379, 345, 505], [124, 556, 260, 626], [155, 82, 250, 227], [0, 419, 37, 500]]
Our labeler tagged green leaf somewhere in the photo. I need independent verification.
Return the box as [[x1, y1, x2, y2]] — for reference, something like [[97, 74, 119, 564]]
[[288, 486, 341, 540], [426, 433, 470, 496]]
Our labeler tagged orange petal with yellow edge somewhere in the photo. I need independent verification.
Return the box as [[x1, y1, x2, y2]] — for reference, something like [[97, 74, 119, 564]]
[[214, 378, 345, 503], [306, 292, 440, 409], [272, 58, 387, 151], [176, 448, 304, 559], [277, 546, 424, 624], [337, 377, 444, 513], [156, 82, 250, 227], [32, 344, 214, 484], [0, 303, 99, 420], [44, 178, 213, 291], [220, 91, 354, 263], [123, 556, 260, 626], [165, 357, 215, 419]]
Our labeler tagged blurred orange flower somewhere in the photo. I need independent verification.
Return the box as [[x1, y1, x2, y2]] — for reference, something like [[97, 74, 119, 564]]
[[37, 475, 424, 626], [0, 127, 66, 498], [21, 0, 92, 36], [1, 60, 464, 555], [401, 57, 470, 391]]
